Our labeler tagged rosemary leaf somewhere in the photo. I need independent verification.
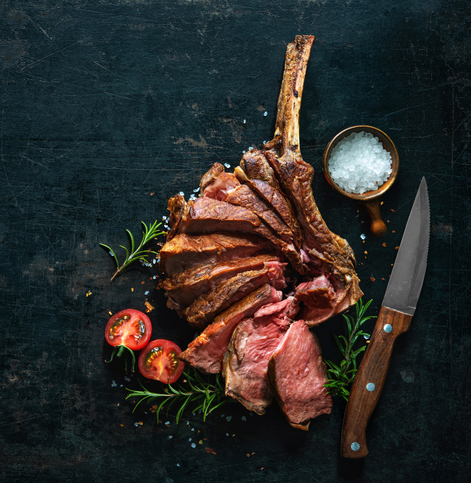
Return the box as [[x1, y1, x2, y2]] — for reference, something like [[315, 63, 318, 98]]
[[100, 220, 166, 281], [126, 367, 232, 424], [323, 298, 375, 401]]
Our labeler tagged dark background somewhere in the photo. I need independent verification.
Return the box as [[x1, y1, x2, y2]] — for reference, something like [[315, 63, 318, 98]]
[[1, 1, 470, 482]]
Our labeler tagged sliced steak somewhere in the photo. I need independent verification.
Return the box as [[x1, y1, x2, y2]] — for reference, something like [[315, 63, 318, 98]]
[[179, 284, 283, 374], [294, 275, 339, 327], [223, 296, 299, 414], [156, 36, 363, 429], [159, 232, 273, 277], [202, 167, 304, 271], [238, 149, 282, 190], [262, 35, 362, 313], [223, 318, 288, 415], [268, 320, 333, 431], [199, 162, 225, 192], [235, 165, 304, 253], [201, 168, 240, 201], [182, 264, 287, 329], [163, 254, 282, 313]]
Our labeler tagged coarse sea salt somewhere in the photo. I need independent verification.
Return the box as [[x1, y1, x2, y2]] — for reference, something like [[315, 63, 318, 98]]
[[328, 131, 392, 194]]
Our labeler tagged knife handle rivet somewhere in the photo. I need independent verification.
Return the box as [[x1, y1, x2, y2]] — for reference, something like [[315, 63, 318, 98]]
[[384, 324, 393, 333], [351, 442, 360, 451], [366, 382, 376, 392]]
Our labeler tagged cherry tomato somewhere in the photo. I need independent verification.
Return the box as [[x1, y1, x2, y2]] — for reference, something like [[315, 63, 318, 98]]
[[105, 309, 152, 351], [138, 339, 185, 384]]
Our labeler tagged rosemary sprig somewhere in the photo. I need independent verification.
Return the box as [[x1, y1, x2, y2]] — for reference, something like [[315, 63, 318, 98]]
[[100, 220, 166, 281], [324, 298, 376, 401], [126, 368, 231, 424]]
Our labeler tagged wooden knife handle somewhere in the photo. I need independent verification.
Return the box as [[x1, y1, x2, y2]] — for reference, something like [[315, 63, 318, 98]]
[[341, 306, 413, 458]]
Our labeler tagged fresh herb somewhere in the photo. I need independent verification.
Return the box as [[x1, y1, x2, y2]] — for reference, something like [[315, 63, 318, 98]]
[[126, 368, 231, 423], [106, 344, 137, 374], [324, 298, 375, 400], [100, 220, 166, 281]]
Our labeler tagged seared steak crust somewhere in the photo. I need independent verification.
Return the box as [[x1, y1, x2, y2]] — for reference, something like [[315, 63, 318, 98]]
[[182, 264, 286, 329], [164, 254, 282, 313]]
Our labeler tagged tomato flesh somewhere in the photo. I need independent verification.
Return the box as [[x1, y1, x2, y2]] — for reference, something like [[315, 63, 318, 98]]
[[138, 339, 185, 384], [105, 309, 152, 351]]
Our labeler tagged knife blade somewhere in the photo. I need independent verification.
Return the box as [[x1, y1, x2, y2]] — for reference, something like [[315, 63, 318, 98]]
[[341, 177, 430, 458]]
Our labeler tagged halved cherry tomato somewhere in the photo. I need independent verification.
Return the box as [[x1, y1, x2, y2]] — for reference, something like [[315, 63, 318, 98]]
[[138, 339, 185, 384], [105, 309, 152, 351]]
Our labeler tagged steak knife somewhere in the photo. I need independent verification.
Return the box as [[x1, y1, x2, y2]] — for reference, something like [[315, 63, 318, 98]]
[[341, 177, 430, 458]]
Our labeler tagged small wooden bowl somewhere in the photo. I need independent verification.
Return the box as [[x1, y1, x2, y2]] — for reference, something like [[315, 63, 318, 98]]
[[322, 125, 399, 238]]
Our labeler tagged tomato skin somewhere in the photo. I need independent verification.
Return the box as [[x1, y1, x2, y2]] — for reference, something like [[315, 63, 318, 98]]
[[138, 339, 185, 384], [105, 309, 152, 351]]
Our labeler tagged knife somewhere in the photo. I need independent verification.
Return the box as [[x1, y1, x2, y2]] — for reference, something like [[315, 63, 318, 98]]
[[341, 177, 430, 458]]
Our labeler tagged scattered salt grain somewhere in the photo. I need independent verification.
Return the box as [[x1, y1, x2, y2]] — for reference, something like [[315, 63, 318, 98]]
[[168, 435, 173, 439], [264, 111, 268, 117], [193, 187, 200, 193], [328, 131, 392, 194], [224, 163, 231, 169], [226, 416, 232, 422], [241, 416, 246, 421], [243, 119, 247, 124], [360, 234, 366, 240], [111, 380, 117, 387], [144, 291, 149, 296], [179, 191, 185, 196]]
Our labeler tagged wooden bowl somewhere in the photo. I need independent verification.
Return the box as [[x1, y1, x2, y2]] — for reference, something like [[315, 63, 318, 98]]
[[322, 125, 399, 238]]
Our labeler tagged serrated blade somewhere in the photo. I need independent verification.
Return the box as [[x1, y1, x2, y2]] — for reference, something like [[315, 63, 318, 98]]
[[382, 177, 430, 315]]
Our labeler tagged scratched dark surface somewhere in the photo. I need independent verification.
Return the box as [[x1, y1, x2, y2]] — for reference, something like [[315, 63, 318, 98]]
[[1, 1, 470, 482]]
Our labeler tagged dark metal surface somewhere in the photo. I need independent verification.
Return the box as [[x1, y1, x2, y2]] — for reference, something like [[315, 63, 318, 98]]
[[382, 177, 430, 315], [1, 1, 470, 482]]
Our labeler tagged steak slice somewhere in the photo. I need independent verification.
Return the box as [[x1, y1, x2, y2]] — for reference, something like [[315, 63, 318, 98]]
[[294, 275, 339, 327], [179, 284, 283, 374], [159, 232, 273, 277], [163, 254, 282, 313], [268, 320, 333, 431], [202, 167, 304, 272], [177, 197, 301, 263], [199, 162, 225, 192], [235, 164, 304, 254], [223, 296, 298, 414], [182, 264, 287, 329]]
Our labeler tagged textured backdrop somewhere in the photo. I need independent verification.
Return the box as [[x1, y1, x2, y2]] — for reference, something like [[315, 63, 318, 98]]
[[1, 1, 470, 482]]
